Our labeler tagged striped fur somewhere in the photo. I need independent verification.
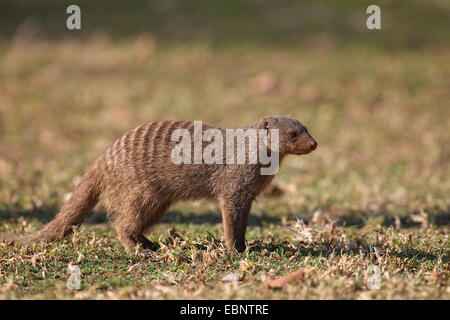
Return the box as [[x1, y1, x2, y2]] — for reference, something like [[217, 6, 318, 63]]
[[4, 115, 317, 252]]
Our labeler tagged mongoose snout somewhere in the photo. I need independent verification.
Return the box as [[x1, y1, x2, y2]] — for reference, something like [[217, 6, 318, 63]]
[[4, 115, 317, 253], [272, 116, 318, 155]]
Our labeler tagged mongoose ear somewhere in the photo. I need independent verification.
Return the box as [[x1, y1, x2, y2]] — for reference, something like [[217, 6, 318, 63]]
[[258, 116, 275, 130]]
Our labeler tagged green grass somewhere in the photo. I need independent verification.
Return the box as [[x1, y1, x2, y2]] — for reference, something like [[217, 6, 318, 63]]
[[0, 217, 448, 299], [0, 0, 449, 299]]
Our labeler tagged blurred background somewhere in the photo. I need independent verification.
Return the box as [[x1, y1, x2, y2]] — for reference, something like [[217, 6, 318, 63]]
[[0, 0, 449, 225]]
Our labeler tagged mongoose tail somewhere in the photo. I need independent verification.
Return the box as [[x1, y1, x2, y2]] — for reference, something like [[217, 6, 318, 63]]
[[4, 160, 104, 245]]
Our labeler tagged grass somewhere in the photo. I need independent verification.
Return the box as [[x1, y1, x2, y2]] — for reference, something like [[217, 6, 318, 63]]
[[0, 216, 448, 299], [0, 0, 449, 299]]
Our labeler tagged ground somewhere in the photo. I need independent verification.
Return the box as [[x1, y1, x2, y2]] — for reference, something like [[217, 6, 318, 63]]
[[0, 0, 449, 299]]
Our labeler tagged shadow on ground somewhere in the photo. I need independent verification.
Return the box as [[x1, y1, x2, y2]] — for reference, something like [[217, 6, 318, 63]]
[[1, 206, 449, 228], [247, 239, 444, 263]]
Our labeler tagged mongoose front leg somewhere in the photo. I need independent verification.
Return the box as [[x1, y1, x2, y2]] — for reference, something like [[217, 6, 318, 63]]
[[220, 198, 252, 252]]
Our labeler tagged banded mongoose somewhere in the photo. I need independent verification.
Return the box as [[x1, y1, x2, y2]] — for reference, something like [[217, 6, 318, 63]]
[[6, 115, 317, 252]]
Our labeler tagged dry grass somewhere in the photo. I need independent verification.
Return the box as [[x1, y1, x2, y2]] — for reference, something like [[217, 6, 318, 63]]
[[0, 218, 448, 299]]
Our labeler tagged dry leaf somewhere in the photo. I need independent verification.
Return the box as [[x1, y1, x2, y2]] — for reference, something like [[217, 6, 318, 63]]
[[264, 269, 305, 289]]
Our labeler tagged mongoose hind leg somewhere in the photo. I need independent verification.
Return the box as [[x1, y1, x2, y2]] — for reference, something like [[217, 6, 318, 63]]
[[114, 223, 157, 253], [112, 198, 154, 252], [114, 200, 171, 252], [138, 200, 171, 251], [114, 224, 140, 252], [220, 197, 252, 253]]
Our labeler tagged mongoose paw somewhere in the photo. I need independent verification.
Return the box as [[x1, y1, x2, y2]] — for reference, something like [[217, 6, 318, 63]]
[[235, 244, 247, 253]]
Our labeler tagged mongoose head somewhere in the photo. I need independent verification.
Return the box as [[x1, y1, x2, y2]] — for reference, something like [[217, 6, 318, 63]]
[[258, 115, 318, 156]]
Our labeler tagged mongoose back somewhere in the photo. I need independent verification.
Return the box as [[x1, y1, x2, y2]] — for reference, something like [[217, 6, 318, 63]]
[[5, 115, 317, 252]]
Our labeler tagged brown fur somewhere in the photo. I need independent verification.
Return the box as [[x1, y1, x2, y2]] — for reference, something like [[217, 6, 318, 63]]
[[3, 115, 317, 252]]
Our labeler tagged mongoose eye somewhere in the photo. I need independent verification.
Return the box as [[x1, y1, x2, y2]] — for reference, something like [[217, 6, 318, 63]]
[[290, 131, 298, 139]]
